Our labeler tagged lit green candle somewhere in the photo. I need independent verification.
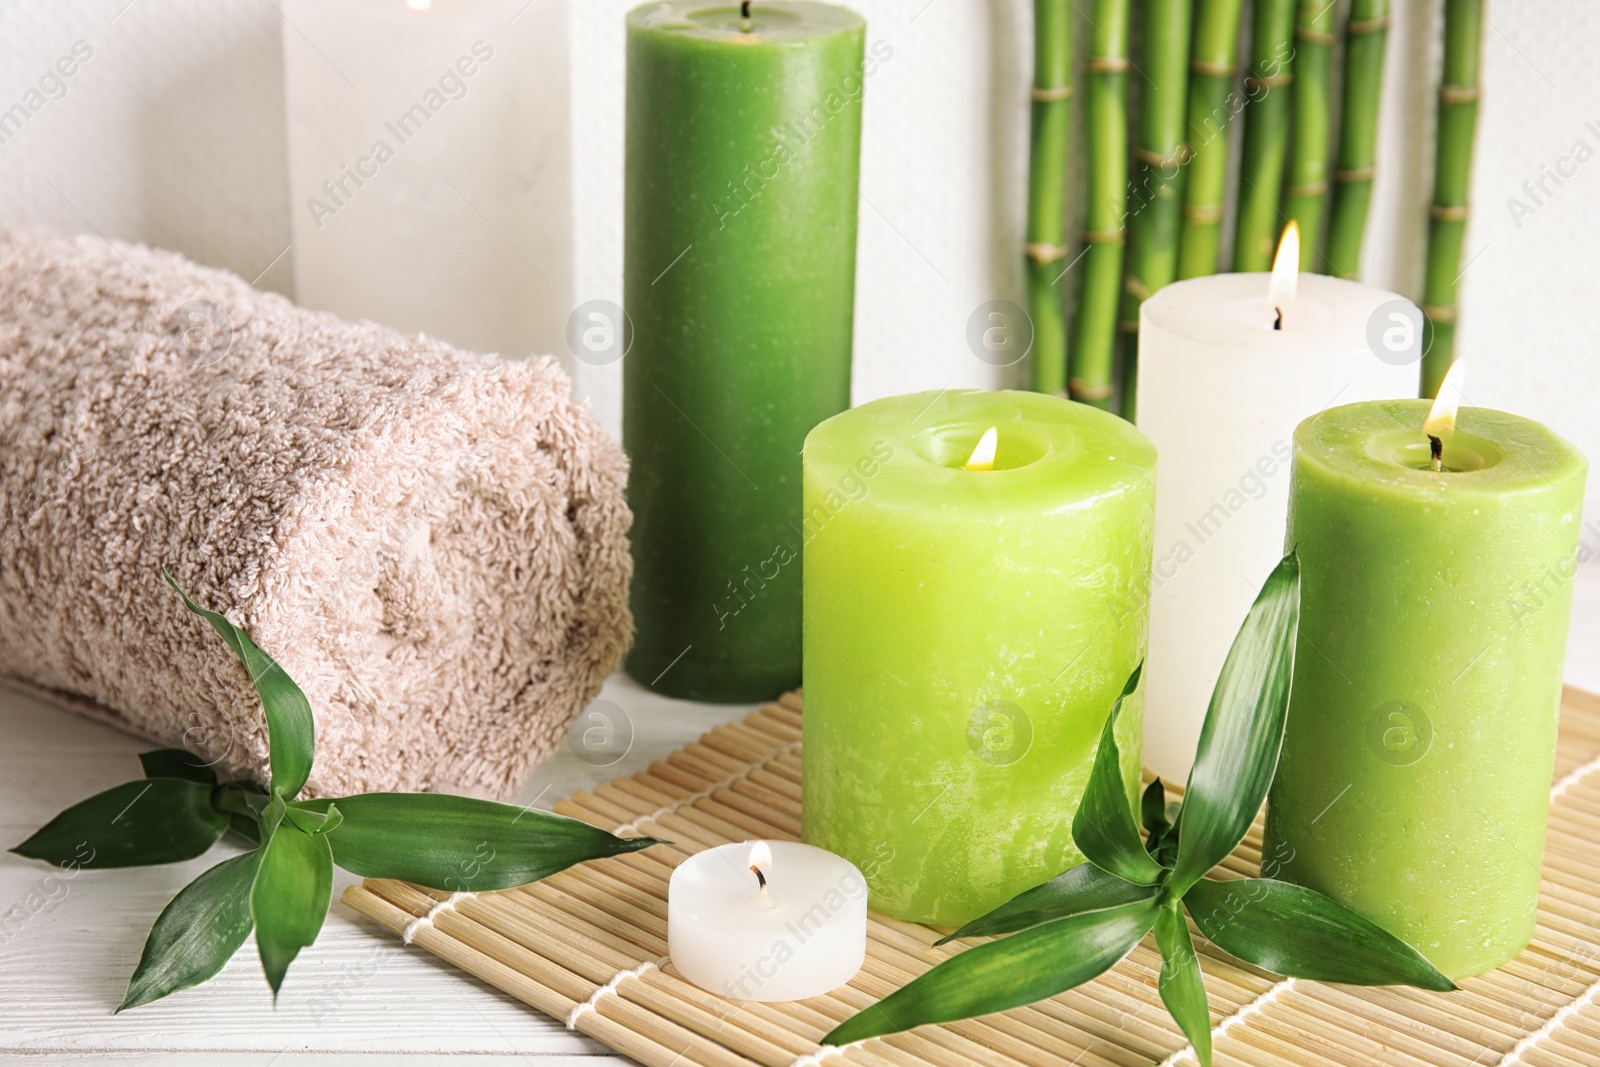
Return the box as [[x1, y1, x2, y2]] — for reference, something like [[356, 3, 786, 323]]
[[623, 1, 866, 701], [1266, 382, 1588, 978], [801, 389, 1157, 924]]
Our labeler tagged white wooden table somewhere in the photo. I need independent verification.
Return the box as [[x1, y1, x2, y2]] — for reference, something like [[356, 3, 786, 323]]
[[5, 565, 1599, 1066]]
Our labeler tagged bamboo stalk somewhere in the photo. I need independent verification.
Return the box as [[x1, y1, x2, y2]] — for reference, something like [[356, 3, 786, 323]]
[[1028, 0, 1073, 394], [1283, 0, 1338, 271], [1175, 0, 1245, 279], [1324, 0, 1391, 278], [1117, 0, 1192, 420], [1231, 0, 1296, 271], [1421, 0, 1484, 396], [1068, 0, 1131, 409]]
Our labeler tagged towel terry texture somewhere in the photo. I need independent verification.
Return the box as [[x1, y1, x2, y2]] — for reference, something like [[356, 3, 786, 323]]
[[0, 226, 632, 799]]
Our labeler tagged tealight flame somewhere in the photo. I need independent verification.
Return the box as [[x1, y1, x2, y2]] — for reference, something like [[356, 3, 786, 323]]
[[748, 841, 772, 899], [964, 427, 999, 471], [1269, 221, 1300, 329], [1425, 363, 1465, 471], [406, 0, 431, 9]]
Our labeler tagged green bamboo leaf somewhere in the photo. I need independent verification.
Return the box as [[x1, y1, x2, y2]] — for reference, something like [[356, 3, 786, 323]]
[[251, 823, 333, 996], [296, 793, 664, 892], [260, 791, 288, 841], [214, 782, 268, 845], [1185, 878, 1455, 991], [936, 860, 1157, 944], [1170, 553, 1299, 895], [1072, 665, 1164, 885], [164, 571, 315, 800], [1154, 900, 1212, 1067], [1142, 778, 1176, 864], [228, 813, 261, 845], [824, 898, 1159, 1046], [1141, 778, 1169, 839], [284, 801, 343, 836], [139, 749, 217, 786], [119, 849, 261, 1011], [12, 779, 228, 868]]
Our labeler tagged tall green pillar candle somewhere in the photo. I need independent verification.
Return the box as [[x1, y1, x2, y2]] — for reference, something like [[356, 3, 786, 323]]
[[801, 389, 1157, 924], [1266, 398, 1588, 978], [623, 2, 865, 701]]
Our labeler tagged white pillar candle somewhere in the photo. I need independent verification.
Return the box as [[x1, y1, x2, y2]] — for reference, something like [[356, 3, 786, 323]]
[[282, 0, 572, 359], [1135, 232, 1420, 781], [668, 840, 867, 1002]]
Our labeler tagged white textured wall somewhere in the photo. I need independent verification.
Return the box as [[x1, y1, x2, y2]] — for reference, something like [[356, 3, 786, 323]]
[[0, 0, 294, 294], [2, 0, 1597, 523]]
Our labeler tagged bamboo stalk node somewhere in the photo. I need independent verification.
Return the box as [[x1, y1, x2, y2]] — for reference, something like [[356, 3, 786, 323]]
[[1294, 25, 1338, 46], [1347, 16, 1392, 34], [1181, 203, 1224, 225], [1117, 319, 1139, 333], [343, 687, 1600, 1067], [1133, 144, 1190, 169], [1025, 242, 1068, 265], [1123, 276, 1151, 303], [1244, 72, 1293, 91], [1080, 228, 1125, 246], [1440, 83, 1481, 105], [1335, 166, 1377, 183], [1429, 203, 1471, 222], [1086, 56, 1130, 74], [1188, 58, 1236, 78], [1029, 84, 1075, 102], [1068, 378, 1115, 402], [1423, 303, 1459, 323], [1285, 180, 1329, 198]]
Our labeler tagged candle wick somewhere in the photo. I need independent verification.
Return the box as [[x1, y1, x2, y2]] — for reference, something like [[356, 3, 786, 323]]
[[750, 863, 767, 898], [1273, 306, 1284, 331], [740, 0, 751, 19], [1429, 434, 1444, 473]]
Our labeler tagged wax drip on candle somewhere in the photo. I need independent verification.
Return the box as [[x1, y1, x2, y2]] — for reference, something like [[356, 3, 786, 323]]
[[1424, 361, 1465, 472], [1269, 221, 1300, 331]]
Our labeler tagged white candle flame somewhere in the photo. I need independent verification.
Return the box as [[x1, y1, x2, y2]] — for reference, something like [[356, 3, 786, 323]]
[[1269, 221, 1300, 328], [1426, 362, 1466, 441], [964, 427, 998, 471]]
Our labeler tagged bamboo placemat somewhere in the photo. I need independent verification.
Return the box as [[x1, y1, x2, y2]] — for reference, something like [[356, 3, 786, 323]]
[[344, 687, 1600, 1067]]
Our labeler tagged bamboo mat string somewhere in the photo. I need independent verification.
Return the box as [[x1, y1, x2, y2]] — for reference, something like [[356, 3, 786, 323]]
[[1155, 979, 1299, 1067], [612, 740, 802, 838], [1550, 753, 1600, 802], [1484, 752, 1600, 1065], [567, 956, 670, 1029], [403, 890, 471, 944], [1495, 971, 1600, 1067]]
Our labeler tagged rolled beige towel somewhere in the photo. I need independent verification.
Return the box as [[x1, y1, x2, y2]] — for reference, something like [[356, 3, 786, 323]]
[[0, 226, 631, 799]]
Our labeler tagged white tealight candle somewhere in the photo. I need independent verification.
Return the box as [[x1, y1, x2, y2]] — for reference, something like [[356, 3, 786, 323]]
[[668, 840, 867, 1002], [1136, 225, 1420, 781]]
